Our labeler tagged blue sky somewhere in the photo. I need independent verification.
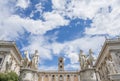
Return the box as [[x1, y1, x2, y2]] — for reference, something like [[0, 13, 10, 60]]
[[0, 0, 120, 70]]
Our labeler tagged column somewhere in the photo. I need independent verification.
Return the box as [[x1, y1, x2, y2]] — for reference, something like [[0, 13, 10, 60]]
[[64, 75, 66, 81], [78, 75, 80, 81], [42, 75, 44, 81], [56, 75, 58, 81], [49, 75, 52, 81], [70, 75, 74, 81]]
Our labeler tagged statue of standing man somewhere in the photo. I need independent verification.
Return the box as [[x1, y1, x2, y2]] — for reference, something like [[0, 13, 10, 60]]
[[87, 49, 95, 68], [79, 50, 87, 70], [32, 50, 39, 69]]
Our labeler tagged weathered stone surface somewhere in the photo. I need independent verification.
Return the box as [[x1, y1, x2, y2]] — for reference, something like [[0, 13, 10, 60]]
[[80, 69, 97, 81]]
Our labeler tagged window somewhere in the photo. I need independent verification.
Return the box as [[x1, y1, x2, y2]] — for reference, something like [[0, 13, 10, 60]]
[[60, 60, 62, 63], [52, 75, 55, 81], [74, 75, 76, 77], [52, 75, 55, 77], [60, 75, 63, 80], [46, 75, 48, 77], [67, 75, 70, 78], [60, 66, 62, 68]]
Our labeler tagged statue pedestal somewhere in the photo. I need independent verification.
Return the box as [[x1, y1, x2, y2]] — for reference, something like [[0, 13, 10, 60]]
[[20, 68, 38, 81], [80, 68, 98, 81], [109, 73, 120, 81]]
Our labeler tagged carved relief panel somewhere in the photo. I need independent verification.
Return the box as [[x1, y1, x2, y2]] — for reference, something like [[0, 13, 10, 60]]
[[110, 50, 120, 73]]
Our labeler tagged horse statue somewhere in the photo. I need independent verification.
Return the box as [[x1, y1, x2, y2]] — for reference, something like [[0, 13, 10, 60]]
[[21, 50, 39, 69], [20, 50, 31, 68]]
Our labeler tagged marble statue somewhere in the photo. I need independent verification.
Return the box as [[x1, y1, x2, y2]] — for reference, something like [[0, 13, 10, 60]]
[[24, 50, 30, 68], [24, 50, 30, 61], [87, 49, 95, 68], [6, 56, 13, 72], [21, 50, 39, 69], [21, 50, 32, 68], [20, 59, 24, 67], [106, 58, 116, 74], [79, 50, 87, 70], [34, 50, 39, 68], [32, 50, 39, 69]]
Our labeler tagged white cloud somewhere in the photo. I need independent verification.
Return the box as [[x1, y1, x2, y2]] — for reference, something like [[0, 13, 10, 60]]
[[85, 1, 120, 36], [50, 42, 65, 55], [66, 52, 79, 64], [0, 12, 69, 39], [52, 0, 66, 10], [0, 0, 69, 63], [39, 65, 57, 71], [22, 35, 52, 60], [65, 64, 80, 70], [52, 0, 115, 19], [39, 64, 80, 71], [43, 12, 69, 28], [16, 0, 30, 9], [62, 36, 105, 64]]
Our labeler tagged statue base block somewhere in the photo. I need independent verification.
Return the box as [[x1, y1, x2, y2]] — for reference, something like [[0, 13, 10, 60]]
[[20, 68, 38, 81], [80, 68, 97, 81]]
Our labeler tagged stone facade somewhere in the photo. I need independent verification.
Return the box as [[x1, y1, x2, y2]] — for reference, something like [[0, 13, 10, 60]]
[[38, 57, 80, 81], [0, 38, 120, 81], [0, 41, 22, 75], [95, 38, 120, 81]]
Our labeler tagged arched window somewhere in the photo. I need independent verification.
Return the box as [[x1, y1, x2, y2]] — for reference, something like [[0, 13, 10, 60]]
[[60, 66, 62, 68], [52, 75, 55, 81], [60, 60, 62, 63], [53, 75, 54, 77], [74, 75, 76, 77], [60, 75, 63, 81], [67, 75, 70, 78]]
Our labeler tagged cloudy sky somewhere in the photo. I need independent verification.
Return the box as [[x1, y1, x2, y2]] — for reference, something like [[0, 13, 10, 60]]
[[0, 0, 120, 70]]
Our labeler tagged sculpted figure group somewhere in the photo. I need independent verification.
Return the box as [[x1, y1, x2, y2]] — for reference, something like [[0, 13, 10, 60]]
[[79, 49, 95, 70], [21, 50, 39, 69]]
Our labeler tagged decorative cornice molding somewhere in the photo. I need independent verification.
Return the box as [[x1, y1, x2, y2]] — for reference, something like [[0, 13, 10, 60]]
[[95, 38, 120, 67]]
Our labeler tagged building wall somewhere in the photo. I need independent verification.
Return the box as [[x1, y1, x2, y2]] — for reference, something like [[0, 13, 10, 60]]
[[38, 73, 79, 81], [0, 50, 21, 75], [95, 39, 120, 81], [0, 41, 22, 75]]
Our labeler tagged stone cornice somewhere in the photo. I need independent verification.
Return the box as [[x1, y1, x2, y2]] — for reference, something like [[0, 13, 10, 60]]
[[38, 70, 79, 74], [20, 68, 38, 73], [94, 40, 107, 67], [0, 41, 22, 61], [80, 68, 95, 72], [95, 38, 120, 67]]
